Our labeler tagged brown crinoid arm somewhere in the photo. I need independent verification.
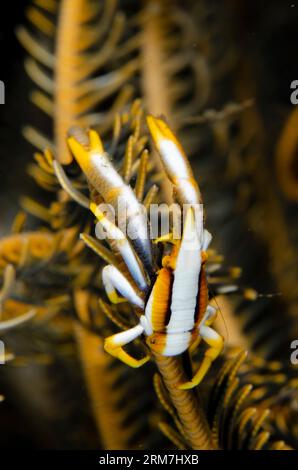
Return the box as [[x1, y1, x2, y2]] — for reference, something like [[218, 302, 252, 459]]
[[54, 0, 87, 164], [74, 324, 134, 450], [155, 354, 215, 449], [141, 0, 173, 203]]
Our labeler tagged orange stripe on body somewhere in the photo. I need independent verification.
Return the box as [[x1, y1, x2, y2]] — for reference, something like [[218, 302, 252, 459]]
[[151, 267, 173, 332]]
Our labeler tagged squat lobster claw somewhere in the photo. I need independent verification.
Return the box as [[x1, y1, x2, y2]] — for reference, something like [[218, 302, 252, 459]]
[[146, 115, 202, 205], [68, 127, 154, 277]]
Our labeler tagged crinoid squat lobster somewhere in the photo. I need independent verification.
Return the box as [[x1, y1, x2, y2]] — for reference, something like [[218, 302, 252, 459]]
[[66, 116, 224, 390]]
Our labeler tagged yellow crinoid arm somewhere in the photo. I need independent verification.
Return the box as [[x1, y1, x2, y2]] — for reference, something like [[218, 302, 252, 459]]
[[153, 232, 175, 245], [89, 201, 106, 222]]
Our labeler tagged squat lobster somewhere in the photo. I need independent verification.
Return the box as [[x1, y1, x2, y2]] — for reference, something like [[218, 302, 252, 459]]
[[68, 115, 224, 390], [103, 206, 223, 390]]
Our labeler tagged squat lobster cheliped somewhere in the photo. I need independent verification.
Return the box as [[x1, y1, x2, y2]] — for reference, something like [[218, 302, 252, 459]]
[[67, 115, 224, 390]]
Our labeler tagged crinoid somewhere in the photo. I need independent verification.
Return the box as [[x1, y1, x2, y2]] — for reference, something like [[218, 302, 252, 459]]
[[1, 0, 297, 452]]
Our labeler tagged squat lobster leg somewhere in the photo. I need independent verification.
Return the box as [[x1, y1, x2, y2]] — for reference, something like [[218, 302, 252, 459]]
[[104, 322, 151, 368], [102, 265, 144, 309], [179, 324, 223, 390], [189, 305, 218, 353]]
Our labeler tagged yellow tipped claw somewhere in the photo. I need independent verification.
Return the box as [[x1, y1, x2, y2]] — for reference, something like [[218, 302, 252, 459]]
[[67, 135, 87, 165], [146, 115, 185, 154], [89, 129, 104, 153], [68, 129, 104, 166], [178, 356, 213, 390]]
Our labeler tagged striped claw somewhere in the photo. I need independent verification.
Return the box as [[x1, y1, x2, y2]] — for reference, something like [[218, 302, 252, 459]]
[[68, 128, 104, 167], [146, 115, 201, 205], [68, 127, 154, 277]]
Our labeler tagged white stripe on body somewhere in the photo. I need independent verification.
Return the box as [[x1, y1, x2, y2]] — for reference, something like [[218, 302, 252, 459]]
[[167, 270, 201, 333], [163, 331, 192, 356], [164, 305, 217, 356], [167, 208, 202, 334]]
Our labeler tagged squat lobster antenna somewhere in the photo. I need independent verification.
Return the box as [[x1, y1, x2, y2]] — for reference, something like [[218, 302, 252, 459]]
[[146, 115, 202, 205]]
